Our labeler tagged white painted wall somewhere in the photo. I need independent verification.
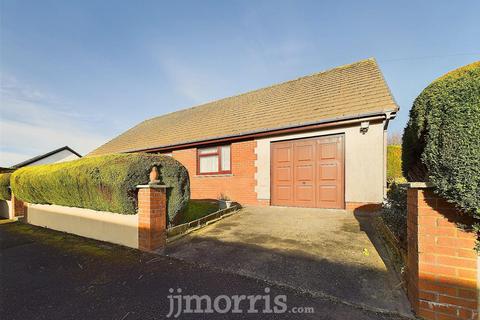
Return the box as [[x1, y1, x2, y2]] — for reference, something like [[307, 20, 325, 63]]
[[27, 204, 138, 248], [26, 149, 80, 166], [254, 120, 386, 204], [0, 200, 12, 219]]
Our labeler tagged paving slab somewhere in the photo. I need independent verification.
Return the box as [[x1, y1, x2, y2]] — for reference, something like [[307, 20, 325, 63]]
[[166, 206, 413, 317]]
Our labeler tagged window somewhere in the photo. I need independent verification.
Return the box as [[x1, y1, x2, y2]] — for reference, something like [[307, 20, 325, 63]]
[[197, 145, 231, 174]]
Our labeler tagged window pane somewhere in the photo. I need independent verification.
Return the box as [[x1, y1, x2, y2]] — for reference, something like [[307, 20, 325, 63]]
[[221, 145, 230, 171], [199, 155, 219, 173], [199, 147, 218, 155]]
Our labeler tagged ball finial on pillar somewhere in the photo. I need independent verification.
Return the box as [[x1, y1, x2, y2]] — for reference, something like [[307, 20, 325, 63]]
[[149, 166, 160, 185]]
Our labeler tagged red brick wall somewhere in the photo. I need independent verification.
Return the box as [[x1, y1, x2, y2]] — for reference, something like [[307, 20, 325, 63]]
[[171, 140, 261, 206], [407, 187, 478, 320], [138, 186, 167, 252], [12, 194, 27, 217]]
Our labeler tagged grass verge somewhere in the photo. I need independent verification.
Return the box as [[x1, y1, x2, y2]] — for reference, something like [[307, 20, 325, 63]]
[[175, 200, 219, 225]]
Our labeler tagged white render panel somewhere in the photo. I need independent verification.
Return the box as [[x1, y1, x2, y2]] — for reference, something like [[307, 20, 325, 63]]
[[27, 203, 138, 248], [0, 200, 13, 219], [255, 121, 386, 204]]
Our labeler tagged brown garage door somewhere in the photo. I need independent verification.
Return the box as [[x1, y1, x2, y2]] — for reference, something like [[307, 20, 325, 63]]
[[271, 134, 344, 209]]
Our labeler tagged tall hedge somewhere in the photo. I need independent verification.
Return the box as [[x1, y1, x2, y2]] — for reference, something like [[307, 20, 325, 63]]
[[402, 61, 480, 217], [10, 153, 190, 221], [0, 173, 11, 200], [387, 145, 405, 184]]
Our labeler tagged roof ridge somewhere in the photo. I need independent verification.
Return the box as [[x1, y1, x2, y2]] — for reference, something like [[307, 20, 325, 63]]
[[141, 57, 377, 124], [12, 146, 82, 168], [88, 57, 397, 156]]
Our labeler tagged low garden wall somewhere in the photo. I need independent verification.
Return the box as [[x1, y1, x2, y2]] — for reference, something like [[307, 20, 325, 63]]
[[0, 200, 12, 219], [5, 153, 192, 252], [0, 172, 12, 218], [11, 183, 168, 252], [26, 203, 139, 248], [406, 183, 479, 320]]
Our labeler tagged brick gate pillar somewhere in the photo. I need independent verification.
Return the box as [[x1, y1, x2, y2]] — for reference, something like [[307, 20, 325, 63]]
[[407, 183, 479, 320], [136, 184, 167, 252], [11, 193, 27, 218]]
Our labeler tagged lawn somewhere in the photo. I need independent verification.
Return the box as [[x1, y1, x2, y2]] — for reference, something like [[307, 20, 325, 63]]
[[175, 199, 219, 225]]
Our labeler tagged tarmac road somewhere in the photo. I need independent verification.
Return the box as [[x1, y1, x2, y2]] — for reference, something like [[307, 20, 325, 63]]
[[0, 221, 409, 320]]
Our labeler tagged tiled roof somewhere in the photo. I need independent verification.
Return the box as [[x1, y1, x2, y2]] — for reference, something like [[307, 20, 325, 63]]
[[89, 58, 397, 155], [12, 146, 82, 168]]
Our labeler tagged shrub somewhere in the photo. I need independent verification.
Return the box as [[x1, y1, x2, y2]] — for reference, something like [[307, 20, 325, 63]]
[[387, 145, 405, 184], [381, 183, 407, 248], [402, 61, 480, 217], [0, 173, 11, 200], [10, 153, 190, 222]]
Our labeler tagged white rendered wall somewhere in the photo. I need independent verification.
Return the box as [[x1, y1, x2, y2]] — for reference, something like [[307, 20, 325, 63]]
[[0, 200, 12, 219], [27, 204, 138, 248]]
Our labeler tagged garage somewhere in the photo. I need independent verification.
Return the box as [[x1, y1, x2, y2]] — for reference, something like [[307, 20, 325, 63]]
[[92, 59, 394, 209], [271, 134, 344, 209]]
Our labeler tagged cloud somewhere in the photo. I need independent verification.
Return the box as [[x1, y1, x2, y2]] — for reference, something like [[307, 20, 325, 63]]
[[157, 57, 230, 105], [0, 75, 109, 167], [0, 151, 31, 168], [156, 38, 310, 107], [242, 37, 311, 74], [239, 5, 313, 72], [1, 74, 52, 103]]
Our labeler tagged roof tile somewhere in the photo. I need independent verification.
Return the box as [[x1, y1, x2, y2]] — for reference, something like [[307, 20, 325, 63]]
[[89, 58, 397, 155]]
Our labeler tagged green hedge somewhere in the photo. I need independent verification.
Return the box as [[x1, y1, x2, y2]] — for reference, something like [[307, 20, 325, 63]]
[[402, 61, 480, 217], [387, 145, 405, 184], [0, 173, 11, 200], [10, 153, 190, 221]]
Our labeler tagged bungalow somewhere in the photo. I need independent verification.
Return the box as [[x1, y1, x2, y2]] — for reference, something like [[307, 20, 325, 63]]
[[89, 58, 398, 211], [12, 146, 82, 168]]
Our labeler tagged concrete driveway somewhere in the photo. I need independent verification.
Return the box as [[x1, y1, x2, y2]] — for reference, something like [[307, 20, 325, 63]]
[[165, 206, 412, 317]]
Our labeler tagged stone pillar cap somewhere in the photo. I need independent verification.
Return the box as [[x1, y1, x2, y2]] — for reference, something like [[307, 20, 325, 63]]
[[407, 182, 434, 189], [136, 184, 167, 189]]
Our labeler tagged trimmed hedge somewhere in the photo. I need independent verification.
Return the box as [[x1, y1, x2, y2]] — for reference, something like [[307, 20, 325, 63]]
[[10, 153, 190, 221], [387, 145, 405, 184], [0, 173, 11, 200], [402, 61, 480, 217]]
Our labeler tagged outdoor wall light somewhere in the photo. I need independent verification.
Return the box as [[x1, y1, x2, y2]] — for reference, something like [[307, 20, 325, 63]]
[[360, 121, 369, 134]]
